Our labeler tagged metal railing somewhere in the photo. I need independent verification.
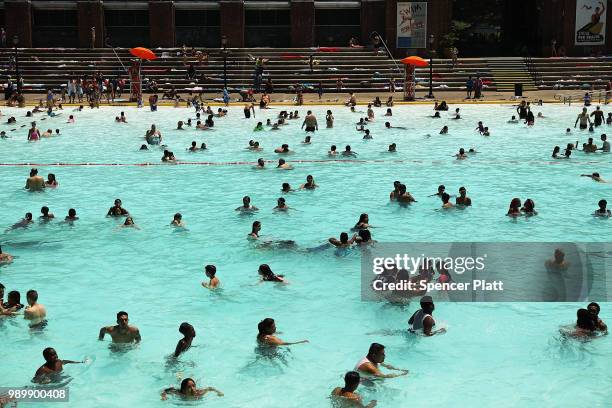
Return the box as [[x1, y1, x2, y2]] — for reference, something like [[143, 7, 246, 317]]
[[523, 55, 540, 86], [370, 30, 403, 77], [554, 89, 609, 105]]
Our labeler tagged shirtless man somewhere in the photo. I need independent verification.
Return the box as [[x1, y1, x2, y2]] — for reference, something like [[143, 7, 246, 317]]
[[98, 311, 141, 343], [455, 187, 472, 206], [174, 322, 196, 357], [171, 213, 185, 227], [34, 347, 82, 383], [201, 264, 220, 289], [7, 212, 33, 231], [107, 199, 129, 217], [0, 246, 13, 264], [256, 318, 308, 346], [235, 196, 259, 212], [24, 290, 46, 324], [354, 343, 408, 378], [331, 371, 377, 408], [25, 168, 45, 191], [301, 110, 318, 132], [545, 248, 569, 272], [329, 232, 355, 248], [575, 107, 592, 130]]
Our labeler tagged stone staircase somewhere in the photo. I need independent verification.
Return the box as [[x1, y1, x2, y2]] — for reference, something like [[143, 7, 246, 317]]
[[487, 57, 537, 93], [0, 47, 495, 96]]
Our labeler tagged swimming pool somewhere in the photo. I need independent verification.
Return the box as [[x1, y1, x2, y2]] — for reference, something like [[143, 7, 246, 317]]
[[1, 102, 611, 407]]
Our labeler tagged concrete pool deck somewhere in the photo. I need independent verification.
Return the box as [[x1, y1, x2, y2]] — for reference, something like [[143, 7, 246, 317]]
[[14, 89, 599, 107]]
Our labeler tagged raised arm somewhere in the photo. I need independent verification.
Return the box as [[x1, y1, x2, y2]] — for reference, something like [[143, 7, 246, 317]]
[[98, 326, 109, 340]]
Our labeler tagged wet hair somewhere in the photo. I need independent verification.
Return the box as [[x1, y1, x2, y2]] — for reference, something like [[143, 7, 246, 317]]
[[26, 212, 33, 220], [179, 322, 195, 337], [174, 213, 182, 220], [340, 232, 349, 243], [43, 347, 56, 360], [588, 302, 601, 315], [282, 182, 290, 190], [343, 371, 361, 392], [509, 198, 521, 209], [420, 295, 434, 311], [598, 199, 607, 208], [7, 290, 20, 304], [41, 206, 50, 215], [26, 289, 38, 302], [367, 343, 384, 359], [523, 199, 535, 211], [68, 208, 76, 217], [117, 311, 128, 320], [180, 378, 195, 394], [258, 264, 275, 279], [358, 229, 372, 242], [205, 264, 216, 276], [258, 317, 275, 335], [576, 308, 595, 331], [441, 193, 450, 203], [358, 213, 368, 223]]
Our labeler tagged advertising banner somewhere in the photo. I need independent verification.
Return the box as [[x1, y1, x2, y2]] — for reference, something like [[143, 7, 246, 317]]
[[575, 0, 606, 45]]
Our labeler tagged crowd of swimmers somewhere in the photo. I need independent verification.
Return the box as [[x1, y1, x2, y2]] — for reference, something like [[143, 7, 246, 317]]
[[2, 96, 612, 405]]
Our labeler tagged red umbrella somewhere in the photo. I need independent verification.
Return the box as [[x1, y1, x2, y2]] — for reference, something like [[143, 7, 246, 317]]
[[130, 47, 157, 61], [399, 56, 428, 67]]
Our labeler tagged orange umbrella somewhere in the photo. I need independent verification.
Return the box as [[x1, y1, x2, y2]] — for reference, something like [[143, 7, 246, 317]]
[[400, 56, 428, 67], [130, 47, 157, 60]]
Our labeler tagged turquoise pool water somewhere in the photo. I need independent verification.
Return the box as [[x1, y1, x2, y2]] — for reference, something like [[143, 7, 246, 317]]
[[1, 103, 611, 407]]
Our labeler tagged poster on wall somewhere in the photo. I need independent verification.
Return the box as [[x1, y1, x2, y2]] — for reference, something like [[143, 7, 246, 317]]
[[575, 0, 606, 45], [397, 2, 427, 48]]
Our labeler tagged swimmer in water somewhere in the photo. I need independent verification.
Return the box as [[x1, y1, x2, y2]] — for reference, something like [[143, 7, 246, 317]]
[[64, 208, 78, 222], [42, 128, 53, 138], [0, 246, 14, 264], [140, 144, 148, 150], [40, 206, 55, 220], [99, 311, 141, 343], [384, 122, 406, 129], [507, 115, 519, 123], [45, 173, 58, 187], [236, 196, 259, 212], [354, 343, 409, 378], [173, 322, 196, 357], [7, 212, 33, 231], [277, 158, 293, 170], [34, 347, 83, 383], [107, 199, 129, 217], [300, 175, 318, 189], [248, 221, 261, 239], [301, 110, 318, 132], [581, 172, 606, 182], [600, 133, 610, 152], [431, 111, 441, 118], [25, 168, 45, 191], [455, 187, 472, 206], [409, 296, 445, 336], [452, 108, 461, 119], [353, 213, 372, 230], [455, 148, 467, 159], [521, 198, 537, 216], [328, 145, 338, 155], [397, 184, 416, 204], [575, 107, 592, 129], [200, 142, 207, 150], [302, 135, 311, 144], [342, 145, 357, 157], [281, 183, 294, 193], [274, 144, 291, 154], [24, 289, 46, 323], [594, 199, 611, 217], [388, 143, 397, 152], [363, 129, 372, 139], [249, 141, 262, 151], [171, 213, 185, 227], [440, 126, 448, 134], [177, 121, 184, 130], [331, 371, 377, 408], [202, 264, 220, 289], [482, 127, 490, 136], [258, 264, 287, 283], [161, 378, 223, 401], [441, 193, 454, 209], [188, 141, 199, 152], [429, 185, 446, 197], [355, 229, 375, 245], [119, 216, 140, 229], [254, 158, 265, 169], [274, 197, 290, 211], [257, 318, 308, 346], [570, 308, 597, 337], [329, 232, 356, 247], [507, 198, 522, 217], [552, 146, 560, 158], [587, 302, 608, 332]]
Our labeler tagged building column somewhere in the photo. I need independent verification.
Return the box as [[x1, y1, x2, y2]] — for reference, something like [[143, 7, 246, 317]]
[[361, 0, 386, 46], [220, 0, 244, 47], [291, 0, 314, 47], [5, 0, 33, 47], [77, 1, 105, 48], [149, 1, 175, 47]]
